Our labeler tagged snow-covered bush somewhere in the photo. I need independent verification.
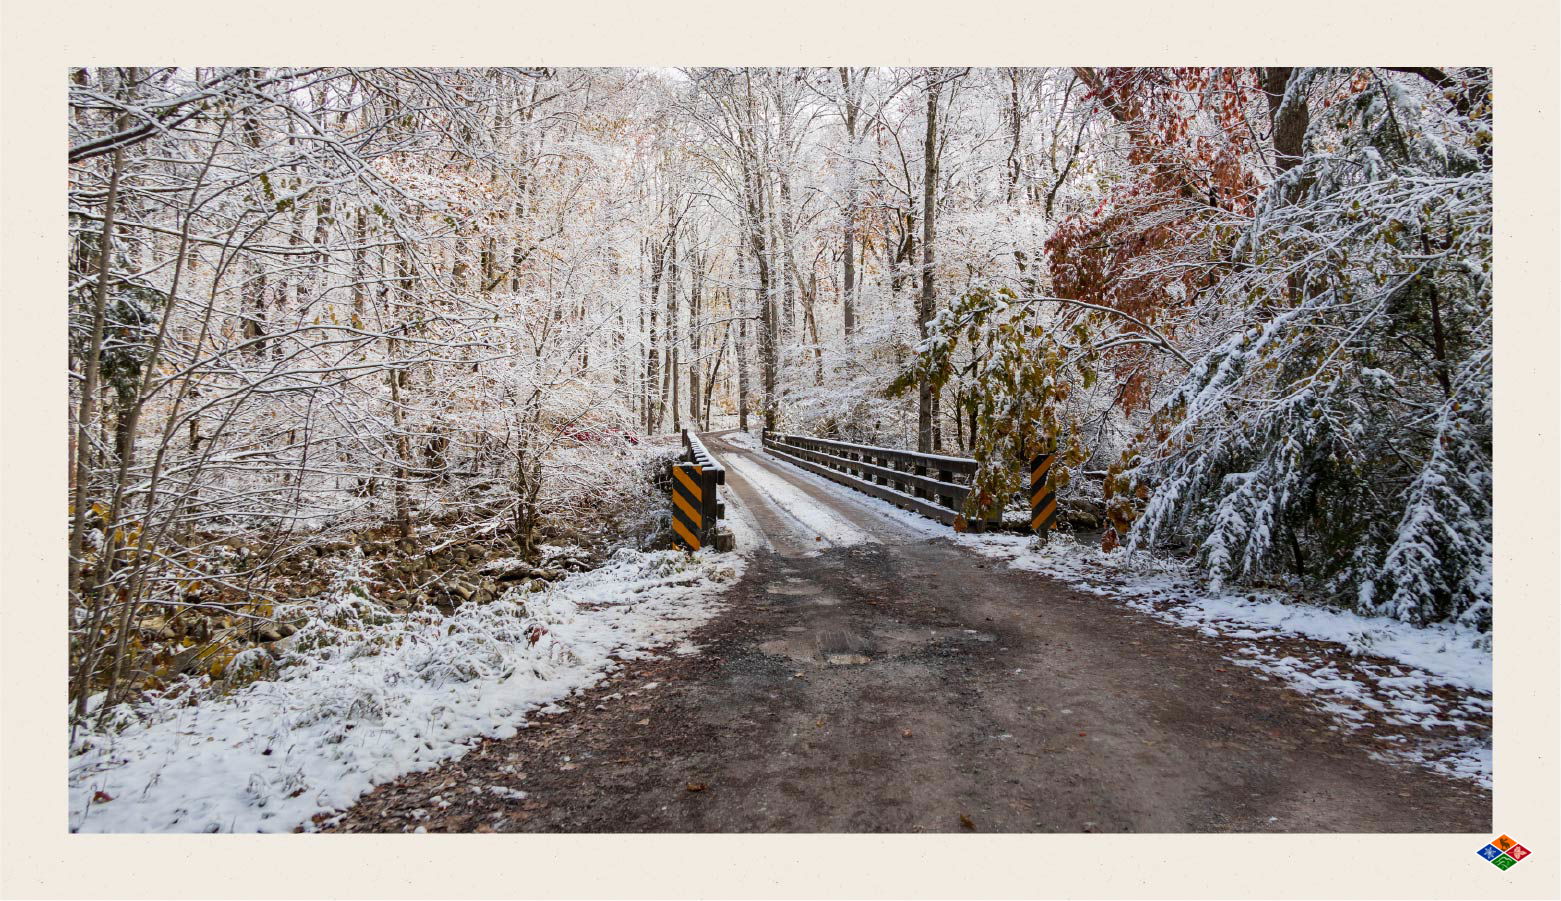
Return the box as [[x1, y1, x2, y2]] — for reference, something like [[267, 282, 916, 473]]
[[69, 544, 741, 832], [1116, 70, 1492, 627]]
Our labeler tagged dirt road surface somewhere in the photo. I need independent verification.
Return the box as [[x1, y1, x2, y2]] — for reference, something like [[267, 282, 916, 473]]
[[328, 431, 1489, 833]]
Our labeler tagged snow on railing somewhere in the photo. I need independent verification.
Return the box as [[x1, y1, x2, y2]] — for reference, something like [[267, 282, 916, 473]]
[[669, 427, 732, 552], [760, 430, 999, 531]]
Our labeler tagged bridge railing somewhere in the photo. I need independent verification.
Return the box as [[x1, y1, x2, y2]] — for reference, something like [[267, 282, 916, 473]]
[[761, 430, 1001, 531], [669, 427, 732, 552]]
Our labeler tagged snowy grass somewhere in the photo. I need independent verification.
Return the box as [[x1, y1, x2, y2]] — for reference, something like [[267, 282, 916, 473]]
[[68, 546, 743, 833]]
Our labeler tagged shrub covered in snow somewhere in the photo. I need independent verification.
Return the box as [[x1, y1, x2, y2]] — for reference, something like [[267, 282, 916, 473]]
[[1117, 71, 1492, 628], [68, 546, 741, 833]]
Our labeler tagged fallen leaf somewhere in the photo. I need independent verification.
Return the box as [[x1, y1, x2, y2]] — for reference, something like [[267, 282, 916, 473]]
[[686, 782, 707, 792], [901, 729, 914, 738], [1078, 732, 1088, 737], [959, 814, 976, 831], [92, 791, 114, 804]]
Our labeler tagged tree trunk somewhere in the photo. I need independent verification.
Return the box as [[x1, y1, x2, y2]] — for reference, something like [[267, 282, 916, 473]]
[[737, 87, 778, 431], [838, 67, 859, 338], [688, 246, 703, 425], [1261, 67, 1310, 175], [802, 270, 824, 386], [1006, 68, 1023, 202], [388, 244, 415, 539], [68, 99, 132, 716], [704, 320, 728, 430], [644, 237, 664, 433], [736, 251, 751, 431], [916, 71, 941, 453], [657, 229, 679, 432]]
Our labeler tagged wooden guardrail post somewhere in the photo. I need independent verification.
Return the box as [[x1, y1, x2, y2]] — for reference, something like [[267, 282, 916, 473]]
[[672, 428, 730, 552], [1029, 447, 1060, 541], [670, 461, 708, 551]]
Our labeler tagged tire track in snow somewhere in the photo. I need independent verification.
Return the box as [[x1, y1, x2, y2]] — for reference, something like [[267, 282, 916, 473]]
[[717, 446, 877, 554]]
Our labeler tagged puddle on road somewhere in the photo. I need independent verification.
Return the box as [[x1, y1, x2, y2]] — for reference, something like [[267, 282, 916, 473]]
[[823, 653, 872, 666], [759, 623, 968, 667], [763, 582, 843, 605], [761, 627, 876, 666]]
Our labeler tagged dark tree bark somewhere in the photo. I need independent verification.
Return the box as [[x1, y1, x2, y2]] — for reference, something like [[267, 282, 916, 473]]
[[916, 70, 941, 453], [736, 248, 751, 431], [687, 244, 703, 426], [735, 75, 778, 431], [1261, 67, 1310, 174], [837, 67, 860, 338], [1006, 68, 1024, 202]]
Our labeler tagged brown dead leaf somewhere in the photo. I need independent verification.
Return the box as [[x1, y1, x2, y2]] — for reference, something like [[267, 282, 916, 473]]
[[959, 814, 976, 831], [92, 790, 114, 804], [686, 782, 707, 792]]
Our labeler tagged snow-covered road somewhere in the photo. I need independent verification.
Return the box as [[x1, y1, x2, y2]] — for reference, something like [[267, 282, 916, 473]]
[[719, 447, 881, 552]]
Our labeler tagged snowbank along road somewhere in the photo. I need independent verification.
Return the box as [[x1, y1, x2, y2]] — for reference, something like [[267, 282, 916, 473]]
[[331, 430, 1490, 833]]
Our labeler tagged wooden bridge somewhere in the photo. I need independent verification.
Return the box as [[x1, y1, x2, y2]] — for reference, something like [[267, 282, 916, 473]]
[[669, 428, 1059, 549]]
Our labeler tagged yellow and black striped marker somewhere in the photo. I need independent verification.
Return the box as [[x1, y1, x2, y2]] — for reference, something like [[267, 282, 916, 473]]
[[1030, 451, 1058, 535], [671, 462, 706, 551]]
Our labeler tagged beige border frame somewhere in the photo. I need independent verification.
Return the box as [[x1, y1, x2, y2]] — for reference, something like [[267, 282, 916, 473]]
[[3, 1, 1556, 897]]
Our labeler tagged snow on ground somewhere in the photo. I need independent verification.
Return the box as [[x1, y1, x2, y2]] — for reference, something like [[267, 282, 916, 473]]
[[748, 443, 1493, 787], [720, 429, 762, 451], [718, 468, 774, 555], [721, 448, 876, 552], [68, 547, 743, 833]]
